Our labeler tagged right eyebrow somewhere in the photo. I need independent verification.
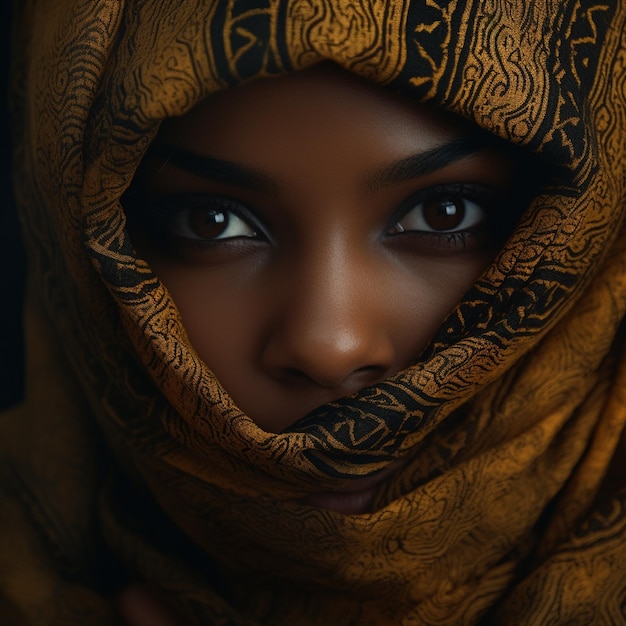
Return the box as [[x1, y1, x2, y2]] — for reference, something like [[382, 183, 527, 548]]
[[367, 136, 483, 191], [146, 143, 275, 192]]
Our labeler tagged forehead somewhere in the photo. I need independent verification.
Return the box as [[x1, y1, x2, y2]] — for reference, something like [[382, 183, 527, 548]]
[[154, 64, 472, 169]]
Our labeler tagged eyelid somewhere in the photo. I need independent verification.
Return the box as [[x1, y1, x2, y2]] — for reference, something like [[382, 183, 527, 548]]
[[387, 183, 498, 231], [139, 193, 272, 243]]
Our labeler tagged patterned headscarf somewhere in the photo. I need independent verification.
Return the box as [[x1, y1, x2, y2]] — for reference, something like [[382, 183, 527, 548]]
[[3, 0, 626, 623]]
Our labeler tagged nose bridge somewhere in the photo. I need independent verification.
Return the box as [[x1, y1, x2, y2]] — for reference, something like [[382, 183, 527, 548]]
[[295, 226, 373, 333], [307, 236, 356, 331], [265, 229, 395, 387]]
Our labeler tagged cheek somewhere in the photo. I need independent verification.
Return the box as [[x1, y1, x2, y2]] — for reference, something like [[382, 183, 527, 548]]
[[153, 260, 267, 363], [154, 251, 489, 367], [385, 251, 491, 340], [144, 247, 491, 432]]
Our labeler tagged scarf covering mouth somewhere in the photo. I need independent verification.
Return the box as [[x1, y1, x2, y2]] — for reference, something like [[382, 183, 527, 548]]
[[3, 0, 626, 623]]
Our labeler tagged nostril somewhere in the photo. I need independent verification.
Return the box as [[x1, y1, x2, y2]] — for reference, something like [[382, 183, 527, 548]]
[[350, 364, 393, 388], [277, 366, 347, 388], [353, 364, 389, 381], [354, 365, 385, 376], [260, 313, 397, 391], [277, 363, 391, 391]]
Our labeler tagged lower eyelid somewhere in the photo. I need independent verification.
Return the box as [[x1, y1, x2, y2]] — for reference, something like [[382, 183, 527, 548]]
[[167, 236, 271, 262], [385, 229, 485, 254]]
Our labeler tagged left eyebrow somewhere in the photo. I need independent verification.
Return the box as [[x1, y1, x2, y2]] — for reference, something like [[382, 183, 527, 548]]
[[367, 136, 483, 191], [146, 143, 275, 192]]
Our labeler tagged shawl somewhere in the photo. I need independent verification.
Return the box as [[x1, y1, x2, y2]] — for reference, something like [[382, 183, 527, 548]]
[[3, 0, 626, 624]]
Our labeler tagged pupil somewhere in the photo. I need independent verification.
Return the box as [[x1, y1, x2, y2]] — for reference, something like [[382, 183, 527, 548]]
[[423, 198, 465, 231], [189, 208, 229, 239]]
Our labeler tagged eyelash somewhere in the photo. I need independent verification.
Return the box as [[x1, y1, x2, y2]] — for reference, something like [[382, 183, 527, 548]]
[[390, 183, 493, 228], [124, 183, 503, 254], [125, 194, 268, 247]]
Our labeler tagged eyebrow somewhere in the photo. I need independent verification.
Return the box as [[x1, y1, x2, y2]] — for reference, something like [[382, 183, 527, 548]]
[[147, 135, 483, 193], [367, 136, 483, 191], [147, 143, 275, 192]]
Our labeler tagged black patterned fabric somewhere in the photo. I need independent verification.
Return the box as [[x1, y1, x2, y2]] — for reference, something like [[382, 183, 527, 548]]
[[2, 1, 626, 623]]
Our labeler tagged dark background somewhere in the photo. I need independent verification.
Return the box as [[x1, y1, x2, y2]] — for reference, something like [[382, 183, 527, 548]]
[[1, 1, 26, 411]]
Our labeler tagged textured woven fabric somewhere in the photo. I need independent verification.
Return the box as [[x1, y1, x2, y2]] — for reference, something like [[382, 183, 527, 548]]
[[3, 1, 626, 623]]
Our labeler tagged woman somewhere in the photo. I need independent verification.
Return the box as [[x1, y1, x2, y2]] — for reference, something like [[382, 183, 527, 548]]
[[3, 0, 626, 624]]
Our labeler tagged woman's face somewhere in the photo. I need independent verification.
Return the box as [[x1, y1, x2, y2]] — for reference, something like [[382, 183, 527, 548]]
[[127, 65, 524, 433]]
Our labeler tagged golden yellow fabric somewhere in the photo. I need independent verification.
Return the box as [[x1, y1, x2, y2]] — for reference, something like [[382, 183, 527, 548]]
[[3, 0, 626, 623]]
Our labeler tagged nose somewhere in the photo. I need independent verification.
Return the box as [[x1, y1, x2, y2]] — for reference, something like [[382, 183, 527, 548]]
[[261, 242, 397, 392]]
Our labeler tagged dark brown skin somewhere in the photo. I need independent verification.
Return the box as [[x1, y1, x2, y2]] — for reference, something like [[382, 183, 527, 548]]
[[121, 64, 524, 623], [127, 64, 519, 434]]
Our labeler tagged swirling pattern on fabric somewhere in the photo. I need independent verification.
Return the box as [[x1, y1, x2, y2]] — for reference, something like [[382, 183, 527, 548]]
[[2, 0, 626, 624]]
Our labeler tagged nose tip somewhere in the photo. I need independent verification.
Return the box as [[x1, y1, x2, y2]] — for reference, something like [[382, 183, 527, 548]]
[[261, 246, 400, 394], [262, 324, 395, 392]]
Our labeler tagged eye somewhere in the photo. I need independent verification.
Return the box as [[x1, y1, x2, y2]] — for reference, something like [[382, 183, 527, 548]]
[[389, 192, 488, 235], [169, 205, 257, 241]]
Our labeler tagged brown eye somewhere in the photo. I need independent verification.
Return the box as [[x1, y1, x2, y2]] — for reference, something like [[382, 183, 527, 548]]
[[390, 194, 487, 234], [188, 208, 228, 239], [169, 206, 257, 241], [422, 198, 465, 231]]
